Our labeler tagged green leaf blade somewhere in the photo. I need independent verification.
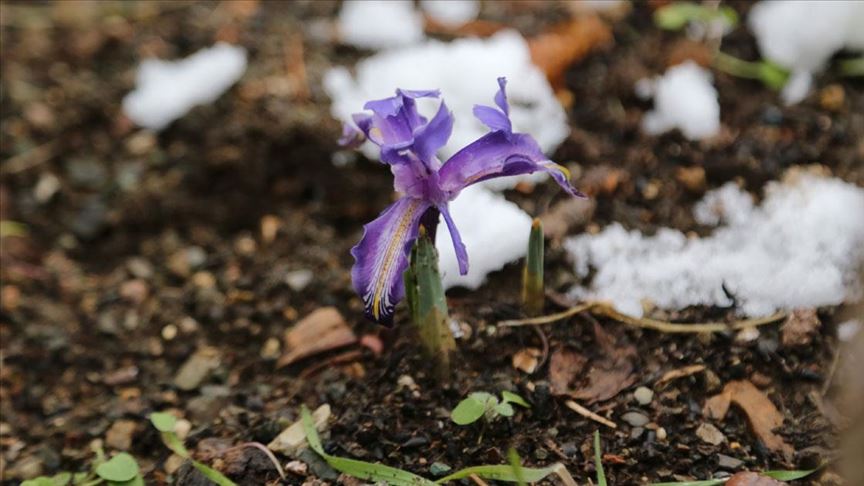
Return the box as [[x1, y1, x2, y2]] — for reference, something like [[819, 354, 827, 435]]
[[451, 396, 487, 425], [149, 412, 177, 433], [96, 453, 139, 482], [500, 391, 530, 408]]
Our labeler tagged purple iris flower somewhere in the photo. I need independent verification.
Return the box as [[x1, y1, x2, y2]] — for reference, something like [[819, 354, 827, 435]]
[[343, 77, 584, 325]]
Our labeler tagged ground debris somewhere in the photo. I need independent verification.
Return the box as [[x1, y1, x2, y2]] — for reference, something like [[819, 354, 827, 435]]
[[267, 404, 331, 457], [174, 347, 221, 391], [725, 471, 787, 486], [278, 307, 356, 368], [512, 347, 542, 374], [529, 14, 613, 88], [704, 380, 793, 458], [781, 309, 821, 348]]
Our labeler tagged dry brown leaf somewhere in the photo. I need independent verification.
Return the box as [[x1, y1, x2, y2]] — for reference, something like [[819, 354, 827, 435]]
[[780, 309, 820, 347], [277, 307, 356, 368], [704, 380, 793, 458], [529, 15, 613, 88], [549, 322, 636, 404], [512, 347, 542, 374], [540, 197, 597, 240], [725, 472, 787, 486]]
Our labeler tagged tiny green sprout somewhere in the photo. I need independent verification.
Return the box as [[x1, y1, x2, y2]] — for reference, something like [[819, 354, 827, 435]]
[[96, 453, 140, 484], [404, 228, 456, 382], [21, 443, 142, 486], [713, 51, 790, 91], [450, 391, 530, 425], [149, 412, 237, 486], [654, 2, 739, 32], [839, 56, 864, 77], [522, 218, 545, 316], [594, 431, 607, 486]]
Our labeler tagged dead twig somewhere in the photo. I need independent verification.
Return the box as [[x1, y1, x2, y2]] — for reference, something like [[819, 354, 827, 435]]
[[500, 301, 787, 334], [564, 400, 617, 429]]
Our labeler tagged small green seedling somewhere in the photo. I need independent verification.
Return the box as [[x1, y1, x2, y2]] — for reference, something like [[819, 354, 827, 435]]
[[149, 412, 236, 486], [22, 443, 144, 486], [450, 391, 531, 425], [404, 229, 456, 382], [522, 219, 545, 316], [299, 405, 575, 485], [594, 430, 607, 486], [713, 51, 790, 91], [654, 2, 738, 32]]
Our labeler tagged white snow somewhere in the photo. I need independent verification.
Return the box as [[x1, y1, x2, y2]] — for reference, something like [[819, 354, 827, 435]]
[[640, 61, 720, 140], [748, 1, 864, 104], [437, 185, 533, 290], [693, 182, 754, 226], [122, 43, 247, 131], [338, 0, 425, 50], [420, 0, 480, 28], [324, 29, 569, 190], [565, 173, 864, 317]]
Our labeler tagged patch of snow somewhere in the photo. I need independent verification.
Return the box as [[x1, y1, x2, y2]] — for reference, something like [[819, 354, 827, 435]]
[[324, 30, 569, 190], [640, 61, 720, 140], [838, 320, 862, 342], [565, 173, 864, 317], [693, 182, 754, 226], [338, 0, 425, 50], [122, 43, 247, 131], [749, 1, 864, 104], [437, 185, 532, 290], [420, 0, 479, 28]]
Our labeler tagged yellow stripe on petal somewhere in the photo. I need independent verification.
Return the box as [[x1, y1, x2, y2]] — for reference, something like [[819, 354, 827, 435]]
[[370, 199, 422, 321]]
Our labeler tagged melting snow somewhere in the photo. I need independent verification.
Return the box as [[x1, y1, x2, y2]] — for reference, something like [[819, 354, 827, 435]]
[[640, 61, 720, 140], [324, 29, 568, 184], [748, 0, 864, 104], [420, 0, 480, 28], [437, 185, 532, 290], [565, 173, 864, 317], [338, 0, 425, 50], [122, 43, 247, 131]]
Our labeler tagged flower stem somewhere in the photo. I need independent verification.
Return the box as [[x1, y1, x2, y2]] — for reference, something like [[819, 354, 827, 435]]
[[522, 219, 545, 316]]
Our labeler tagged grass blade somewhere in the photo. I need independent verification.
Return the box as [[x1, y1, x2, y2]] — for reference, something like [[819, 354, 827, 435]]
[[651, 481, 724, 486], [507, 448, 526, 486], [594, 430, 607, 486], [436, 464, 557, 483]]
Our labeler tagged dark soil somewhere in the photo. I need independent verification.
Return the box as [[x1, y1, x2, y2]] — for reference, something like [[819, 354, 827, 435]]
[[2, 1, 861, 485]]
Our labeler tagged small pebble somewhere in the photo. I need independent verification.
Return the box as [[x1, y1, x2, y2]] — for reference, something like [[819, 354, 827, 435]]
[[162, 324, 178, 340], [429, 462, 451, 476], [634, 386, 654, 405], [717, 454, 743, 469], [655, 426, 667, 441], [696, 422, 725, 445], [630, 426, 644, 439], [621, 411, 649, 427], [285, 270, 314, 291]]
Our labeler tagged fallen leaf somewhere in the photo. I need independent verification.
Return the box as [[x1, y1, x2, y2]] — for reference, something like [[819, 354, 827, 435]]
[[278, 307, 356, 368], [703, 380, 793, 458], [549, 323, 636, 404], [539, 197, 596, 240], [529, 15, 613, 88], [725, 471, 787, 486], [512, 347, 542, 374], [781, 309, 820, 348]]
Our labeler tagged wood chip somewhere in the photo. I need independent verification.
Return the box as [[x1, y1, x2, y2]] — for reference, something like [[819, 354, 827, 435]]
[[278, 307, 356, 368], [703, 380, 793, 458], [512, 347, 542, 374]]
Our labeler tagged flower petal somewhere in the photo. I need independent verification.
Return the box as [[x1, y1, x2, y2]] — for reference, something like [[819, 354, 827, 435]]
[[357, 89, 440, 157], [438, 131, 585, 197], [494, 76, 509, 115], [473, 77, 512, 134], [413, 101, 453, 166], [351, 197, 432, 325], [438, 203, 468, 275]]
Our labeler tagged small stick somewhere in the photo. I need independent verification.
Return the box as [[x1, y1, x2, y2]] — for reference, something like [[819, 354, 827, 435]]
[[468, 473, 490, 486], [564, 400, 617, 429], [500, 301, 786, 334], [551, 463, 579, 486]]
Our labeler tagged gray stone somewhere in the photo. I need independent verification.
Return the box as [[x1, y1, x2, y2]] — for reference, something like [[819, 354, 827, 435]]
[[621, 411, 649, 427]]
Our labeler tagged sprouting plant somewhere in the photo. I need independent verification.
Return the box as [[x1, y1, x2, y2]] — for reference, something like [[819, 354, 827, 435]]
[[522, 218, 544, 316], [404, 228, 456, 380], [149, 412, 237, 486], [713, 51, 790, 91], [298, 405, 577, 485], [653, 2, 738, 33], [21, 443, 143, 486], [594, 430, 607, 486], [450, 391, 530, 426], [340, 77, 584, 326]]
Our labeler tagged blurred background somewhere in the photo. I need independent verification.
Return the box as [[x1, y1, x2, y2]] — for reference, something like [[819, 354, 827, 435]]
[[1, 1, 862, 485]]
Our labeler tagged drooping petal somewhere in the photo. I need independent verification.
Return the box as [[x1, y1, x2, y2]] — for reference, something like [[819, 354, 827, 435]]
[[412, 101, 453, 166], [437, 203, 468, 275], [350, 197, 432, 325], [338, 122, 366, 148], [438, 131, 585, 197], [472, 76, 512, 134]]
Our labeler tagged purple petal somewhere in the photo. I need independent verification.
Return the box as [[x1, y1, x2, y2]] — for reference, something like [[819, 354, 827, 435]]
[[413, 101, 453, 165], [397, 88, 441, 99], [438, 203, 468, 275], [438, 131, 585, 197], [339, 122, 366, 148], [351, 197, 432, 325], [359, 90, 439, 152], [472, 105, 511, 133], [494, 77, 509, 115]]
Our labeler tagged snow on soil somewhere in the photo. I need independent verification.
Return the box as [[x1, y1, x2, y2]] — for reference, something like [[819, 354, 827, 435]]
[[640, 61, 720, 140], [420, 0, 480, 28], [566, 173, 864, 317], [338, 0, 425, 50], [122, 43, 247, 131]]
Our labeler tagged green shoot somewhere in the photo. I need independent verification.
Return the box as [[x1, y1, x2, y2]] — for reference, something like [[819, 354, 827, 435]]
[[149, 412, 237, 486], [594, 430, 607, 486], [713, 51, 790, 90], [650, 467, 819, 485], [507, 448, 526, 486], [522, 219, 545, 316], [450, 391, 530, 425], [300, 405, 570, 485], [404, 228, 456, 382], [839, 56, 864, 77], [654, 2, 738, 32]]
